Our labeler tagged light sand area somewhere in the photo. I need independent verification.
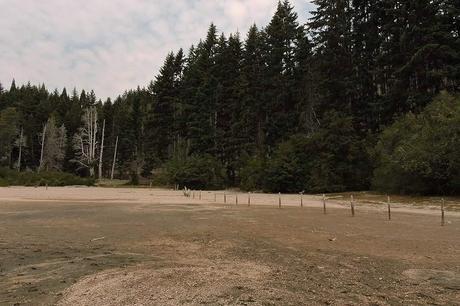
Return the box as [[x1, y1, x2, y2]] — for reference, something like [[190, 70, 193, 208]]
[[0, 186, 458, 218]]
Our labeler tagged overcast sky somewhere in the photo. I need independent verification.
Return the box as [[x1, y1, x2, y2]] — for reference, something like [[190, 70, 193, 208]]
[[0, 0, 314, 100]]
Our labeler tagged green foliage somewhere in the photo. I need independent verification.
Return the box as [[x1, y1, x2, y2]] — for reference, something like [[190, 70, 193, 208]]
[[239, 155, 267, 191], [240, 112, 372, 193], [0, 168, 95, 187], [0, 107, 19, 166], [264, 135, 312, 193], [373, 92, 460, 195], [155, 155, 225, 190]]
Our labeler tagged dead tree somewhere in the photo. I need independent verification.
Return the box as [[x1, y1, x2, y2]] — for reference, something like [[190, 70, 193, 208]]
[[98, 119, 106, 179], [38, 122, 47, 173], [73, 107, 99, 177], [110, 135, 118, 180], [16, 126, 24, 171]]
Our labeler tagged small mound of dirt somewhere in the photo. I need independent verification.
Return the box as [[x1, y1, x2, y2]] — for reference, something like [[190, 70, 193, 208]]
[[58, 261, 273, 305], [403, 269, 460, 290]]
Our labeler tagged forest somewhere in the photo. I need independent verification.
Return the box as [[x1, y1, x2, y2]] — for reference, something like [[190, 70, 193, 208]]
[[0, 0, 459, 194]]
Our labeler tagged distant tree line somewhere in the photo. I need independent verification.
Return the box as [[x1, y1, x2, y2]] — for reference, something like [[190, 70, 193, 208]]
[[0, 0, 459, 194]]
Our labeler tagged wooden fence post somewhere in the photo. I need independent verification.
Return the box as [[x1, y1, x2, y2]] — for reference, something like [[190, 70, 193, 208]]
[[387, 195, 391, 221], [214, 193, 217, 202], [224, 192, 227, 204], [300, 192, 303, 208], [323, 194, 327, 214], [350, 195, 355, 217], [236, 194, 238, 205], [248, 192, 251, 206], [278, 192, 281, 209], [199, 190, 202, 200], [441, 198, 445, 226]]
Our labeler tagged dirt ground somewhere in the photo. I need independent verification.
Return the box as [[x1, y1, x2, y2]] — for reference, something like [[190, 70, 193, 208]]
[[0, 187, 459, 305]]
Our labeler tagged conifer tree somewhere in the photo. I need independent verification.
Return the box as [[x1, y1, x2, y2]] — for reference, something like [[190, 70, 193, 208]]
[[263, 0, 304, 150]]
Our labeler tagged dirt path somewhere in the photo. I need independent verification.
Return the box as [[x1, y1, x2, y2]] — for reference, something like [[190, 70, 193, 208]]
[[0, 187, 459, 305]]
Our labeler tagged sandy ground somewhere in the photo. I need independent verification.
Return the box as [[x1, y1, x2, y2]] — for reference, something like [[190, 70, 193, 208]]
[[0, 187, 459, 305]]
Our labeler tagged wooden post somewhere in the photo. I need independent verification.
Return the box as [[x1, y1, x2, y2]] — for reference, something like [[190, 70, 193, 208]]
[[300, 192, 303, 208], [441, 198, 445, 226], [236, 194, 238, 205], [387, 195, 391, 221], [322, 194, 327, 214], [46, 183, 48, 190], [278, 192, 281, 208], [199, 190, 202, 200], [224, 192, 226, 204], [350, 195, 355, 217], [248, 192, 251, 206], [214, 193, 217, 202]]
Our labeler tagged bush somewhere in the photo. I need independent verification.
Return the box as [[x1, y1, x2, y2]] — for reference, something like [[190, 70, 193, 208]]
[[262, 112, 371, 193], [239, 155, 267, 191], [372, 92, 460, 195], [154, 154, 225, 190], [0, 168, 95, 187]]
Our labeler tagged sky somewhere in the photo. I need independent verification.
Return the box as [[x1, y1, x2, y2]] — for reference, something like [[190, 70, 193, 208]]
[[0, 0, 315, 100]]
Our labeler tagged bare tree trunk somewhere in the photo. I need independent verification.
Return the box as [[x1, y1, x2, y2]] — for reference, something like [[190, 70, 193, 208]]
[[111, 136, 118, 180], [98, 119, 105, 179], [18, 126, 23, 172], [38, 122, 47, 173]]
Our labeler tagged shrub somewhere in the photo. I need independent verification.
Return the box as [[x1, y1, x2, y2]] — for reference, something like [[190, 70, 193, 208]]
[[261, 112, 371, 193], [239, 155, 267, 191], [0, 168, 95, 186], [155, 154, 225, 190], [372, 92, 460, 195]]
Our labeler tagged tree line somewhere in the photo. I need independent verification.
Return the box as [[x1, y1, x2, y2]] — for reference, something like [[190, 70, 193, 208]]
[[0, 0, 459, 194]]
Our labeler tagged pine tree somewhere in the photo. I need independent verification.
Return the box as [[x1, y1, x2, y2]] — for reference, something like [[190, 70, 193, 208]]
[[263, 0, 303, 150], [376, 0, 458, 121], [308, 0, 354, 117], [239, 25, 266, 153], [214, 33, 243, 183], [146, 50, 184, 165], [182, 24, 219, 155]]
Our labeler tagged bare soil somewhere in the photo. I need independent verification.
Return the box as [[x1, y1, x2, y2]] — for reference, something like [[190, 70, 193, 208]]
[[0, 187, 459, 305]]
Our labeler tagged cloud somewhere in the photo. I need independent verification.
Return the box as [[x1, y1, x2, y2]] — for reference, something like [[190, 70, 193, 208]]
[[0, 0, 314, 99]]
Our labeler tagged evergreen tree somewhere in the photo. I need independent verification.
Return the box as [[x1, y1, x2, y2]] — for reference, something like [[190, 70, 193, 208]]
[[263, 0, 304, 150], [146, 50, 184, 165], [308, 0, 354, 117], [214, 33, 243, 183], [182, 24, 219, 155], [239, 25, 266, 153]]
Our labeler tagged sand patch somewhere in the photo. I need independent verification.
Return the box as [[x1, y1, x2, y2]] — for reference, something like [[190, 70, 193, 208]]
[[57, 261, 271, 305]]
